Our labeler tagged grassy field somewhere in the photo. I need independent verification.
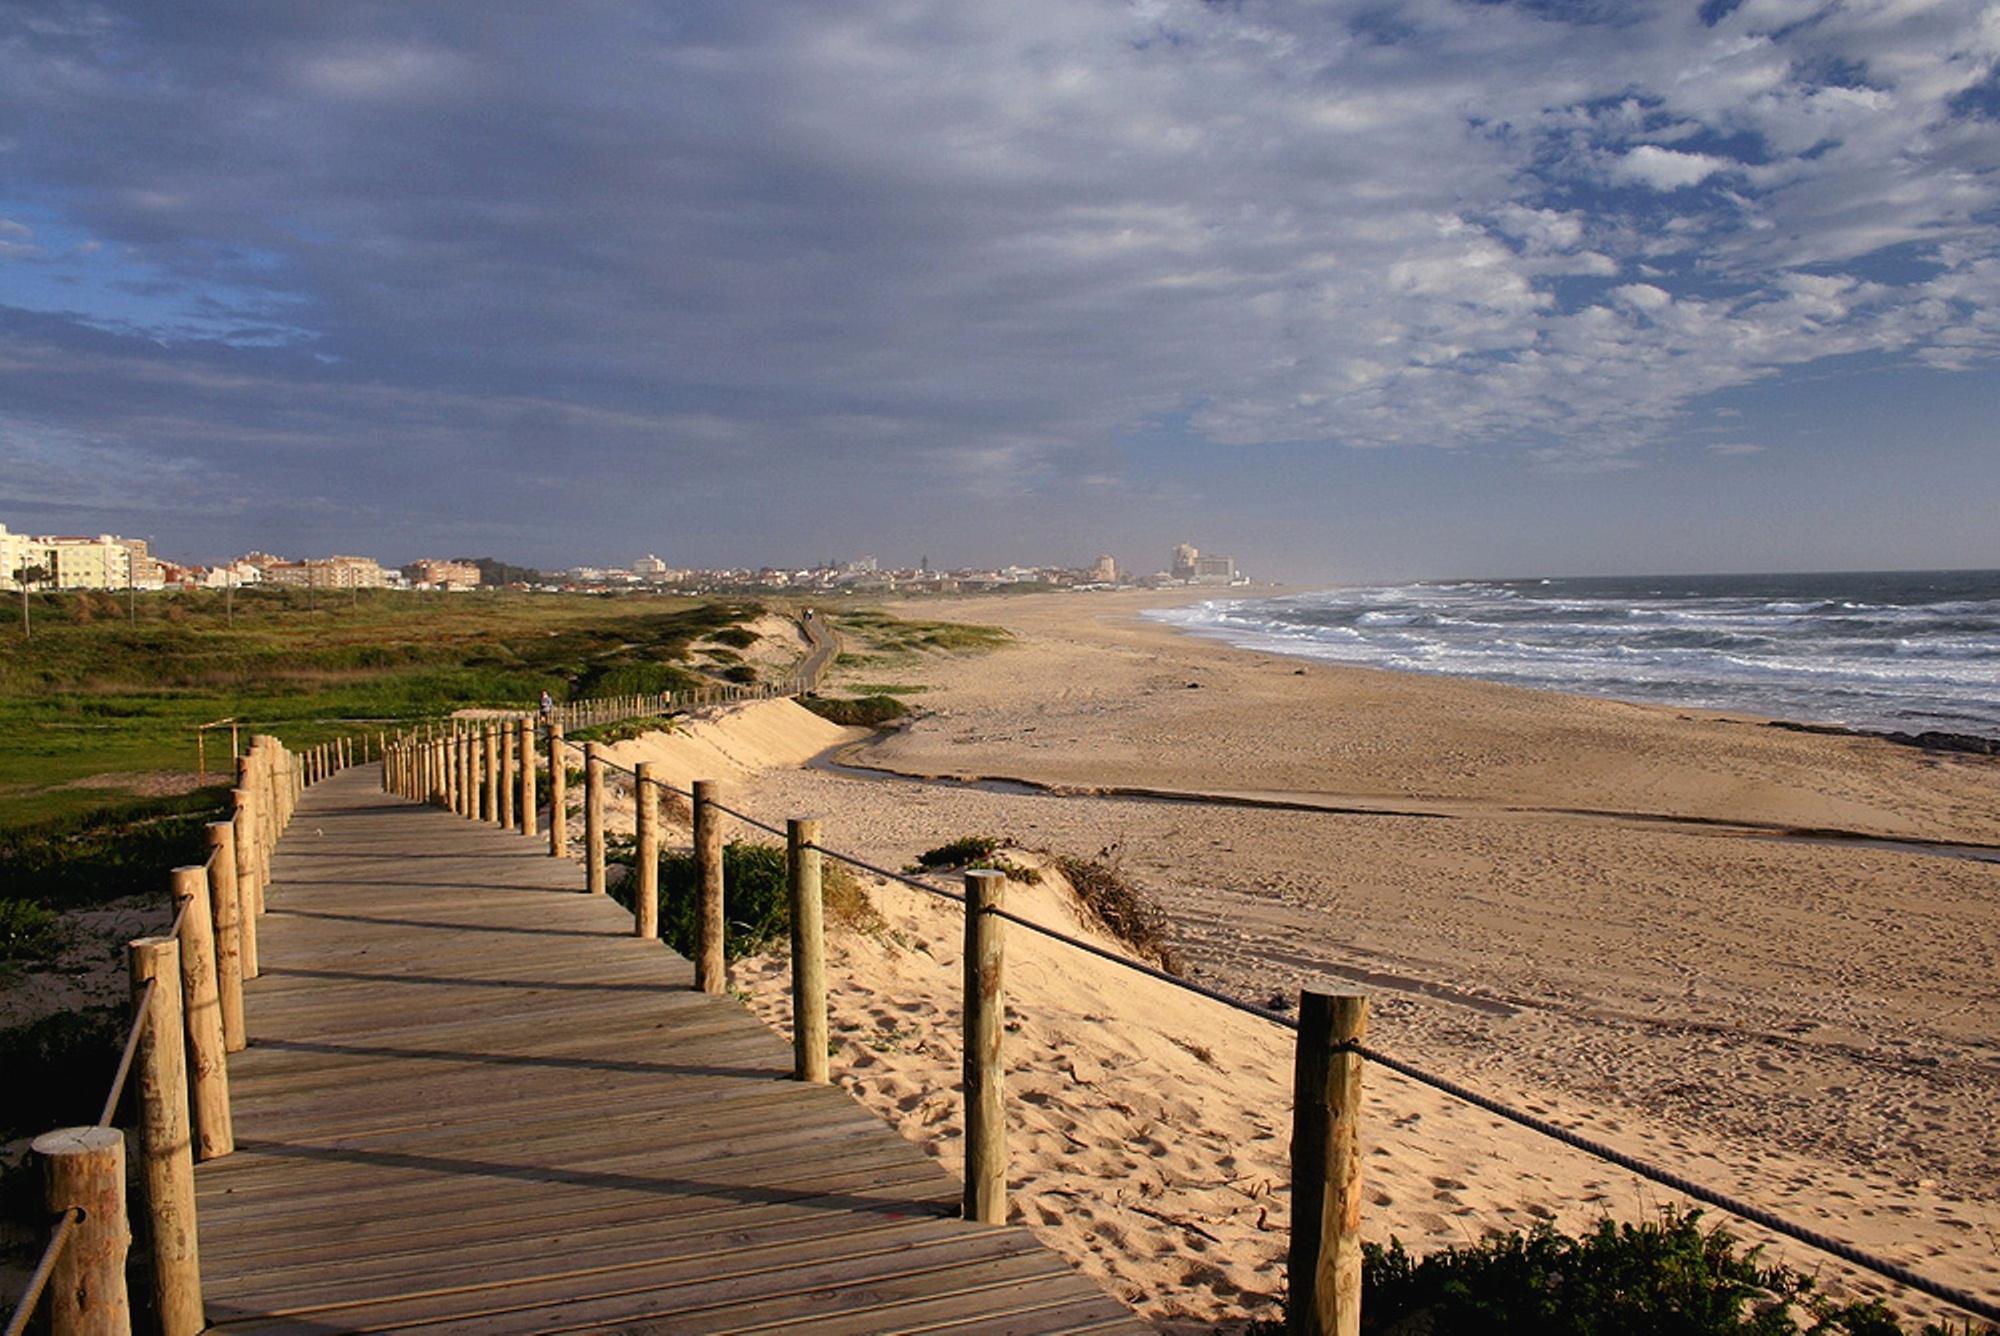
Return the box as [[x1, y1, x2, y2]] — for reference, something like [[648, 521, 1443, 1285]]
[[0, 586, 767, 835]]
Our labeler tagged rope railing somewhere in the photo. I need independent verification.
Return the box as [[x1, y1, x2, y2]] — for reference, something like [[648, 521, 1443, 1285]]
[[381, 700, 2000, 1331], [98, 979, 156, 1127], [3, 1210, 82, 1336]]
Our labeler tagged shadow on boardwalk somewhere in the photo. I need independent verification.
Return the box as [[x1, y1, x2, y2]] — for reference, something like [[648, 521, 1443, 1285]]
[[197, 768, 1147, 1335]]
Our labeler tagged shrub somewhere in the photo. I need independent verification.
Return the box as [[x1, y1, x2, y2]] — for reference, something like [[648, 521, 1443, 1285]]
[[608, 839, 875, 961], [706, 627, 759, 650], [0, 794, 225, 910], [801, 694, 910, 728], [1052, 854, 1182, 973], [720, 664, 758, 684], [0, 1005, 128, 1140], [0, 897, 65, 962], [915, 835, 1000, 868], [1244, 1208, 1989, 1336], [911, 835, 1043, 884]]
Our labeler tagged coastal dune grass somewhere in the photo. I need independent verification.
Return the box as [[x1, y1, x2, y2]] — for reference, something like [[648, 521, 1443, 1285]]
[[607, 837, 876, 960]]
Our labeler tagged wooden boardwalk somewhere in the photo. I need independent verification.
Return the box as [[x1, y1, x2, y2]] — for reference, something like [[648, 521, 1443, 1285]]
[[196, 769, 1147, 1334]]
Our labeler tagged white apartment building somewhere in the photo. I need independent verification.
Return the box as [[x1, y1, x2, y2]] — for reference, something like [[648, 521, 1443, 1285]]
[[0, 529, 164, 591], [0, 524, 33, 590]]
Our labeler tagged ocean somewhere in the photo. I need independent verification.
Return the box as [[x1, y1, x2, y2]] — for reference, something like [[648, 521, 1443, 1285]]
[[1148, 570, 2000, 738]]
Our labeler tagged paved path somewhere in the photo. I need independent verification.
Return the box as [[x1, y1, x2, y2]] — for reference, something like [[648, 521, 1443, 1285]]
[[196, 768, 1146, 1334]]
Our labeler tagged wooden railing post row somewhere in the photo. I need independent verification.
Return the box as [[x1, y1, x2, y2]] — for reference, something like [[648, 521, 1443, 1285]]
[[693, 780, 725, 993], [584, 742, 606, 894], [444, 730, 460, 815], [172, 866, 233, 1159], [205, 823, 245, 1051], [1288, 992, 1368, 1336], [634, 762, 658, 938], [32, 1125, 130, 1335], [129, 936, 204, 1336], [547, 722, 568, 856], [231, 789, 261, 978], [787, 818, 827, 1083], [518, 717, 536, 838], [962, 869, 1007, 1224]]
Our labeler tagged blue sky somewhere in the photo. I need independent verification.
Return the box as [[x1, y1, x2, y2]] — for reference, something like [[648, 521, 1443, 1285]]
[[1, 1, 1995, 580]]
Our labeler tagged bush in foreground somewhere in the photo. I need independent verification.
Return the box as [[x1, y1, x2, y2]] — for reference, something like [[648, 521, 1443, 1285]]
[[1254, 1209, 1989, 1335]]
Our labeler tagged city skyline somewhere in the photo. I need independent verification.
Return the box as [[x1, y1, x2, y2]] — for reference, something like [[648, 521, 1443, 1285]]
[[3, 5, 1997, 581]]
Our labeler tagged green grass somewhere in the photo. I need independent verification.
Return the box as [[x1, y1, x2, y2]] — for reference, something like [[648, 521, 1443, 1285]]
[[0, 587, 761, 834], [829, 609, 1010, 661]]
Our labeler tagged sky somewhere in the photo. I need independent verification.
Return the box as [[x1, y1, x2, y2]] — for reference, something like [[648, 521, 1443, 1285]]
[[1, 0, 1996, 582]]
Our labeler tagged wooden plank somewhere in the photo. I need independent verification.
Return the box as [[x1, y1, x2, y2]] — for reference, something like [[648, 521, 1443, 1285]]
[[196, 770, 1147, 1335]]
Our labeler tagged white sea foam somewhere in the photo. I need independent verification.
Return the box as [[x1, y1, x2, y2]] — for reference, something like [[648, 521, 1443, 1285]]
[[1150, 571, 2000, 735]]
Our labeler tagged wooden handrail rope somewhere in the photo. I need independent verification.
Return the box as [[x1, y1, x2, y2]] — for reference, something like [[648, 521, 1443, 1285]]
[[97, 979, 156, 1127], [3, 1209, 81, 1336]]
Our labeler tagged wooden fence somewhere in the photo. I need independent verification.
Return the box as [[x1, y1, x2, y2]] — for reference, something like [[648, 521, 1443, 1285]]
[[8, 732, 371, 1336]]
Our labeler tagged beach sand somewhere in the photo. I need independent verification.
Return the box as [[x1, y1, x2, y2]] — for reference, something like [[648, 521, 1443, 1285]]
[[682, 591, 2000, 1330]]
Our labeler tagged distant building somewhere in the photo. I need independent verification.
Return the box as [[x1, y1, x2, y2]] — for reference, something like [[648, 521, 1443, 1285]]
[[403, 558, 483, 590], [1170, 543, 1236, 586], [25, 534, 163, 591], [0, 524, 35, 590], [199, 560, 264, 589], [265, 555, 388, 590], [1089, 554, 1117, 584], [632, 554, 668, 578]]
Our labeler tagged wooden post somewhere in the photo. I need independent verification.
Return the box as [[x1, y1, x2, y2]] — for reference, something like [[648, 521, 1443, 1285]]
[[518, 718, 536, 838], [1288, 992, 1367, 1336], [584, 742, 606, 894], [499, 723, 516, 829], [962, 869, 1007, 1223], [548, 722, 567, 856], [129, 937, 204, 1336], [693, 780, 725, 993], [482, 725, 499, 824], [231, 791, 260, 978], [443, 732, 460, 814], [460, 728, 475, 818], [172, 865, 233, 1159], [205, 823, 245, 1051], [33, 1126, 130, 1335], [788, 818, 827, 1083], [634, 763, 660, 938]]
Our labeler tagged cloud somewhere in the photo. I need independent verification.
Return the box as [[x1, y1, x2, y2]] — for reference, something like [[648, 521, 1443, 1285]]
[[1614, 145, 1736, 190], [0, 0, 1995, 556], [1705, 441, 1765, 456]]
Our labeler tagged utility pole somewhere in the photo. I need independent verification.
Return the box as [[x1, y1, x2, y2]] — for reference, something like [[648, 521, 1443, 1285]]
[[14, 564, 36, 640], [128, 546, 137, 624], [225, 567, 234, 628]]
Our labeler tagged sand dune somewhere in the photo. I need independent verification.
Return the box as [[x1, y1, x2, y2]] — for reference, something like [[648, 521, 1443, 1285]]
[[585, 606, 1999, 1330]]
